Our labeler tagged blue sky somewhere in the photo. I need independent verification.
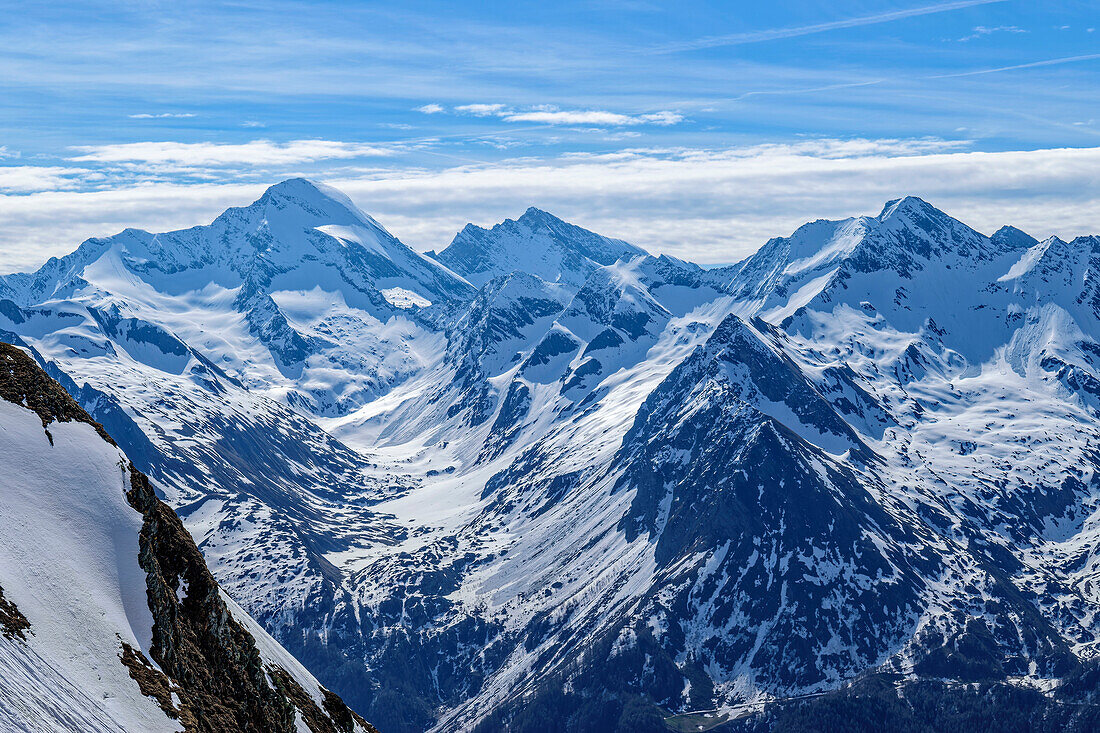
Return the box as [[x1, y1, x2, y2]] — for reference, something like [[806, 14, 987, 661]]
[[1, 0, 1098, 268]]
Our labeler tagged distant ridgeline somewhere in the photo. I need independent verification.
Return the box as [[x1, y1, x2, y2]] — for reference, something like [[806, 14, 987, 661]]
[[4, 180, 1100, 732]]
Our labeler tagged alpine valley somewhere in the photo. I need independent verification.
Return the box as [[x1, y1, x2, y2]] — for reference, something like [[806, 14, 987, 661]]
[[6, 178, 1100, 732]]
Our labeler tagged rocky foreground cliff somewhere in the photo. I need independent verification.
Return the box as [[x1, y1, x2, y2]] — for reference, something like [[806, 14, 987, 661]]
[[0, 342, 377, 733]]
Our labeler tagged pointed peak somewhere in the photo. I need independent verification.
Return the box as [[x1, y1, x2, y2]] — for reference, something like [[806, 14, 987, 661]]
[[872, 196, 996, 258], [709, 313, 765, 350], [435, 207, 646, 289], [517, 206, 565, 226], [877, 196, 943, 222], [259, 177, 358, 212], [653, 253, 700, 271], [1032, 235, 1078, 260], [263, 177, 326, 196], [459, 222, 485, 236], [1070, 234, 1100, 252], [222, 178, 389, 234], [991, 225, 1038, 250]]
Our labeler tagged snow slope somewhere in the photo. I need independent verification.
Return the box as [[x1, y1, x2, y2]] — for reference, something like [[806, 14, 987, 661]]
[[431, 207, 646, 290], [0, 178, 466, 417], [0, 397, 175, 732], [0, 343, 374, 733], [8, 182, 1100, 733]]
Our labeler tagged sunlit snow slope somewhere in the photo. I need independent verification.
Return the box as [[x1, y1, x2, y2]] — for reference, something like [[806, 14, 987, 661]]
[[6, 182, 1100, 733]]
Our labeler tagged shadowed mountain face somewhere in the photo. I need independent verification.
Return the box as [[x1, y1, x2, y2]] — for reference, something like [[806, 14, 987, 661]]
[[6, 181, 1100, 732]]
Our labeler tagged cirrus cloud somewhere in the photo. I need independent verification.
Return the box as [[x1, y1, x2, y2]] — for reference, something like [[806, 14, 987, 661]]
[[68, 139, 394, 168], [955, 25, 1027, 41], [430, 103, 685, 127]]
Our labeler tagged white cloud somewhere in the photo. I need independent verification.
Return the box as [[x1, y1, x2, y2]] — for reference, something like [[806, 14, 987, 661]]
[[956, 25, 1028, 41], [2, 139, 1099, 271], [443, 103, 683, 127], [638, 111, 684, 126], [325, 142, 1100, 258], [501, 107, 683, 126], [128, 112, 197, 119], [68, 139, 393, 168], [415, 103, 445, 114], [502, 109, 636, 125], [0, 166, 91, 193], [454, 103, 508, 116]]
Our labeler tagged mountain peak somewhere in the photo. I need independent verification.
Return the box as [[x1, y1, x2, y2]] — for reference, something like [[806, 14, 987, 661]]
[[877, 195, 943, 222], [434, 209, 646, 289], [730, 196, 1003, 310], [263, 176, 329, 198], [247, 177, 373, 228], [991, 225, 1039, 250], [868, 194, 1006, 266], [521, 205, 553, 218], [517, 206, 565, 227], [2, 177, 472, 318]]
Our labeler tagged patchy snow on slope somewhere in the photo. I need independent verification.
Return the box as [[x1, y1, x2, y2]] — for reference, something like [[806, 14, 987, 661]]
[[380, 287, 431, 309]]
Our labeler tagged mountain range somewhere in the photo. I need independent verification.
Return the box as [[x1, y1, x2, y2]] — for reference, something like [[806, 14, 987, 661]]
[[4, 179, 1100, 731], [0, 342, 374, 732]]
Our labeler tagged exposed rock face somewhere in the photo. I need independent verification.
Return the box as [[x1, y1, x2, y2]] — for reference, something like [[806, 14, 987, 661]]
[[125, 464, 300, 732], [0, 585, 30, 641], [0, 342, 116, 445], [0, 342, 376, 733]]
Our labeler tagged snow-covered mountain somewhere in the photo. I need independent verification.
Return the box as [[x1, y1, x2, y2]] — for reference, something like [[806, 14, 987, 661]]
[[0, 178, 469, 417], [429, 207, 646, 290], [6, 181, 1100, 732], [0, 343, 374, 733]]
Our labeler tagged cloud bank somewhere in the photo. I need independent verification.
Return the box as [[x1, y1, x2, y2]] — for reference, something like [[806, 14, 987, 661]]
[[1, 138, 1098, 271]]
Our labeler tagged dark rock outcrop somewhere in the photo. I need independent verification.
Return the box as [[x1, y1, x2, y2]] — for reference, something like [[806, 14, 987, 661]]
[[0, 585, 30, 641]]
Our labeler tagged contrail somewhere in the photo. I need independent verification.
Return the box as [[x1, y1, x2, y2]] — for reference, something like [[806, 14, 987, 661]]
[[930, 52, 1100, 78], [651, 0, 1007, 53]]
